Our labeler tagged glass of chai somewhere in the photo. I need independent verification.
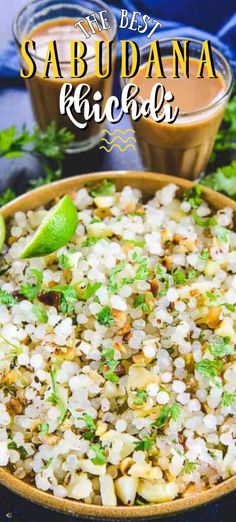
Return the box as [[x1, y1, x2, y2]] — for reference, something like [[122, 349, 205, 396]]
[[124, 39, 233, 179], [13, 0, 117, 152]]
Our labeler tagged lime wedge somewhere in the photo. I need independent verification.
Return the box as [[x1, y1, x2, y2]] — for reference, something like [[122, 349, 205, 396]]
[[20, 195, 78, 258], [0, 213, 6, 252]]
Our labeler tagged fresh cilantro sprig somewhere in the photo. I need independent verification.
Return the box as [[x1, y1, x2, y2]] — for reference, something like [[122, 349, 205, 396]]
[[153, 403, 181, 429], [97, 306, 114, 326], [108, 260, 126, 293], [19, 269, 43, 300], [90, 443, 106, 465], [0, 289, 17, 307], [133, 389, 147, 405], [0, 123, 74, 199], [78, 414, 96, 440], [90, 179, 115, 197], [195, 358, 223, 387], [134, 436, 154, 451], [47, 361, 67, 427], [100, 347, 119, 382]]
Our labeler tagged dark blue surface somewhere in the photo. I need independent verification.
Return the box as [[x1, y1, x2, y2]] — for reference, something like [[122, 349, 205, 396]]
[[0, 1, 236, 520]]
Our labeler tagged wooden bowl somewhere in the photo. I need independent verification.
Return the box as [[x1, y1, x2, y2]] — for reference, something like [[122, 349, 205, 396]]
[[1, 171, 236, 519]]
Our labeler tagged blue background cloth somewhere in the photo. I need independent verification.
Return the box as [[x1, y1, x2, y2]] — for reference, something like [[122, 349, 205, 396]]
[[0, 1, 236, 521]]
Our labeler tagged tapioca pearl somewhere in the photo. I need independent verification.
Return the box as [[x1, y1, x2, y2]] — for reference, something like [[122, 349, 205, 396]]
[[160, 371, 172, 384], [30, 354, 44, 370], [203, 414, 217, 430], [53, 485, 67, 498], [196, 389, 208, 402], [172, 380, 186, 393], [174, 357, 185, 369], [166, 288, 179, 302], [177, 393, 190, 405], [115, 420, 127, 432], [156, 391, 169, 405], [220, 432, 234, 446], [188, 399, 201, 413], [143, 344, 156, 358], [146, 383, 159, 397]]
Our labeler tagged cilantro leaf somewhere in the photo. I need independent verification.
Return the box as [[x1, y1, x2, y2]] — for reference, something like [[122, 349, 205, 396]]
[[101, 347, 119, 383], [45, 284, 78, 314], [184, 185, 203, 209], [78, 414, 96, 440], [192, 211, 217, 228], [97, 306, 114, 326], [32, 302, 48, 324], [58, 253, 72, 269], [221, 391, 236, 407], [19, 269, 43, 300], [154, 403, 181, 429], [77, 281, 101, 301], [208, 336, 233, 358], [0, 289, 17, 307], [195, 358, 223, 386], [134, 436, 154, 451], [133, 389, 147, 405], [47, 363, 67, 427], [215, 225, 230, 243], [90, 443, 106, 465], [202, 162, 236, 200], [108, 260, 126, 293], [90, 180, 115, 197], [39, 422, 49, 436], [82, 237, 101, 247], [0, 188, 16, 206], [183, 460, 199, 474]]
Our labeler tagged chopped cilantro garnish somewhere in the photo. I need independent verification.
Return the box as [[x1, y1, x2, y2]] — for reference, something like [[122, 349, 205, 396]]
[[78, 414, 96, 440], [19, 269, 42, 301], [183, 460, 199, 474], [108, 260, 126, 293], [90, 179, 115, 197], [223, 303, 235, 312], [90, 443, 106, 465], [192, 211, 217, 228], [135, 257, 149, 281], [47, 363, 67, 427], [133, 389, 147, 405], [32, 302, 48, 324], [58, 253, 72, 269], [154, 403, 181, 429], [77, 281, 102, 301], [206, 291, 220, 302], [82, 237, 101, 247], [172, 268, 186, 286], [39, 422, 49, 436], [221, 391, 236, 407], [8, 441, 28, 459], [199, 249, 209, 260], [0, 289, 17, 307], [184, 185, 203, 209], [101, 347, 119, 382], [133, 294, 152, 313], [134, 436, 154, 451], [123, 239, 145, 247], [195, 358, 223, 387], [97, 306, 114, 326], [45, 284, 78, 314], [208, 336, 233, 358], [215, 225, 230, 243]]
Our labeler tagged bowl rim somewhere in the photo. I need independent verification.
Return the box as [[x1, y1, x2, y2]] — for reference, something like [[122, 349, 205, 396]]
[[1, 170, 236, 518]]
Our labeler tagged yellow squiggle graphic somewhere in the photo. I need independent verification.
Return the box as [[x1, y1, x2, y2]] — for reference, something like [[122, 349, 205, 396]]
[[101, 128, 135, 136], [99, 144, 136, 153], [101, 136, 136, 145]]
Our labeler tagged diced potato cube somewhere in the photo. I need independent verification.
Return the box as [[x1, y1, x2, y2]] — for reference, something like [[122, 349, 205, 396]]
[[100, 475, 117, 506], [115, 475, 138, 505], [138, 479, 178, 503]]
